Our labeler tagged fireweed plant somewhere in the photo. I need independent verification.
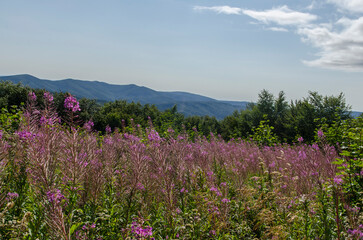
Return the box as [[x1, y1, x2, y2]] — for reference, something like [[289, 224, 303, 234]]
[[0, 92, 362, 239]]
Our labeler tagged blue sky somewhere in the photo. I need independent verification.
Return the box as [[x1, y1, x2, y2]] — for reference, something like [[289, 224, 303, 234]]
[[1, 0, 362, 110]]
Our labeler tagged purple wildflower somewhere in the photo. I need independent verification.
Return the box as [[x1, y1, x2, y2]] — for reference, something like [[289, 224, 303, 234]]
[[298, 137, 304, 143], [298, 150, 307, 160], [347, 228, 363, 239], [350, 206, 360, 214], [64, 95, 81, 112], [130, 222, 153, 238], [222, 198, 231, 203], [268, 161, 276, 168], [104, 137, 113, 145], [208, 206, 220, 215], [210, 186, 218, 192], [136, 183, 145, 191], [333, 175, 343, 185], [40, 116, 55, 126], [16, 130, 37, 141], [210, 186, 222, 196], [148, 129, 161, 142], [0, 130, 3, 140], [44, 92, 53, 102], [28, 92, 37, 101], [6, 192, 19, 201], [84, 120, 94, 131], [46, 189, 66, 204], [312, 143, 320, 150], [317, 130, 325, 139]]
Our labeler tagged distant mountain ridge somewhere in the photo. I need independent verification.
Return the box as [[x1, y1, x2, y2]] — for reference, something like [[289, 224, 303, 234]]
[[0, 74, 250, 119]]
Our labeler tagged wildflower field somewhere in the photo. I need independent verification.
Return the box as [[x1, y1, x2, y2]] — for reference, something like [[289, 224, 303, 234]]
[[0, 93, 362, 239]]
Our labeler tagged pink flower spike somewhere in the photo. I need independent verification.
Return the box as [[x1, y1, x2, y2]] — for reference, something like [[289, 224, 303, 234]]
[[64, 95, 81, 112], [44, 92, 53, 102], [28, 92, 37, 101], [317, 130, 325, 139]]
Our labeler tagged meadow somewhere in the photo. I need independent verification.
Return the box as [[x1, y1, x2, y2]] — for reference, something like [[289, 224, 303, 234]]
[[0, 92, 362, 239]]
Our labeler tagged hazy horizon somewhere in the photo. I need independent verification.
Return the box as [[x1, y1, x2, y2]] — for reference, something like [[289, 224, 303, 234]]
[[2, 73, 362, 113], [1, 0, 362, 110]]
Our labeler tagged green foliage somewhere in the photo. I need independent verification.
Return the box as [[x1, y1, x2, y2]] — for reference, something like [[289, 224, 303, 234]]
[[330, 117, 363, 206], [220, 109, 254, 140], [288, 92, 351, 143], [0, 106, 23, 133], [308, 91, 351, 124], [220, 90, 352, 144], [250, 118, 278, 146], [184, 115, 221, 138], [0, 81, 30, 110], [92, 100, 185, 135], [288, 99, 318, 142]]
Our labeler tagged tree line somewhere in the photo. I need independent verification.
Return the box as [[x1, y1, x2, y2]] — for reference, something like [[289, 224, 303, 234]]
[[0, 81, 356, 144]]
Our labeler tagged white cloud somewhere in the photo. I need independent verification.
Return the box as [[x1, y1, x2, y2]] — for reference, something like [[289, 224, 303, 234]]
[[193, 6, 242, 15], [235, 5, 363, 71], [242, 6, 317, 26], [299, 17, 363, 71], [327, 0, 363, 13], [268, 27, 288, 32], [193, 4, 363, 71]]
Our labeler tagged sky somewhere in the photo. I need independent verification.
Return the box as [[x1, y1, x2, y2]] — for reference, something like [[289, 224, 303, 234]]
[[0, 0, 362, 110]]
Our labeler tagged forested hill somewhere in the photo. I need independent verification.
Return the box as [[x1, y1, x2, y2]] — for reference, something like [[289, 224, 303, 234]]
[[0, 74, 249, 119]]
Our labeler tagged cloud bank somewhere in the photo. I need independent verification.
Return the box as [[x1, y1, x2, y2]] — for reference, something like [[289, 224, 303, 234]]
[[299, 17, 363, 71], [193, 3, 363, 71]]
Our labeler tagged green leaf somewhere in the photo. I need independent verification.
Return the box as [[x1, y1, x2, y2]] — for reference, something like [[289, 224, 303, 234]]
[[340, 151, 351, 157], [69, 222, 83, 236], [332, 159, 344, 165]]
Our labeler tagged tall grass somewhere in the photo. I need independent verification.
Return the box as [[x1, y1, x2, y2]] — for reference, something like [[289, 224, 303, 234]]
[[0, 93, 362, 239]]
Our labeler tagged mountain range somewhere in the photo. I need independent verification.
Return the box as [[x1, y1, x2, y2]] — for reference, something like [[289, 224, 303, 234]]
[[0, 74, 250, 119]]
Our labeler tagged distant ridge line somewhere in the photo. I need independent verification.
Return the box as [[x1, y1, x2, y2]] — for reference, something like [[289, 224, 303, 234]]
[[0, 74, 250, 119]]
